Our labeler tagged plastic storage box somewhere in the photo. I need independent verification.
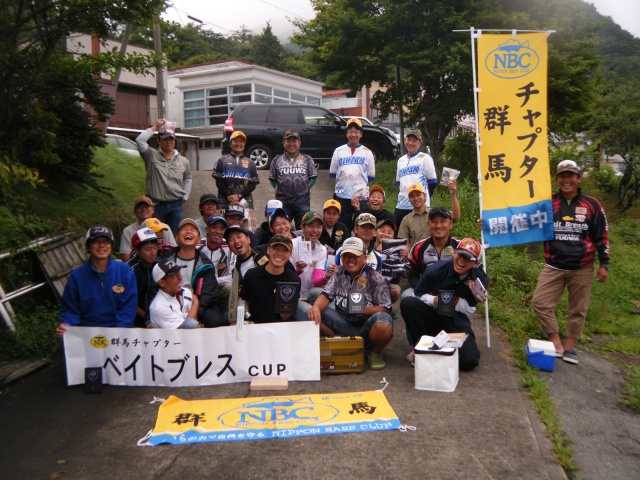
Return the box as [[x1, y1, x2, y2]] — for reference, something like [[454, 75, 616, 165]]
[[526, 339, 556, 372]]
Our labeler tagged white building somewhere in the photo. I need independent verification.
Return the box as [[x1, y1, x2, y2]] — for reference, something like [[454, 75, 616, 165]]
[[167, 60, 324, 170]]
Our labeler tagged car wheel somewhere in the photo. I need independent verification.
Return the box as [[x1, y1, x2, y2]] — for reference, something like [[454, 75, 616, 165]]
[[246, 144, 273, 170]]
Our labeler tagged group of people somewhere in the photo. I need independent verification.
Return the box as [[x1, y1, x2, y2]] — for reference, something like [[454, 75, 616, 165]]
[[57, 118, 610, 372]]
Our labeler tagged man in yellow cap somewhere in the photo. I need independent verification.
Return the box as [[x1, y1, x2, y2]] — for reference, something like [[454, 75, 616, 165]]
[[212, 130, 260, 231], [319, 199, 350, 254]]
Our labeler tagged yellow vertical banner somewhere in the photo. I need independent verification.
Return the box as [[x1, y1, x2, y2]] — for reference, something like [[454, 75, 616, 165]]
[[477, 33, 554, 247]]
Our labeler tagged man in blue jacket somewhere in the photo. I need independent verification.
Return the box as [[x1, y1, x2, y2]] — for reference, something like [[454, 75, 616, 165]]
[[56, 225, 137, 338]]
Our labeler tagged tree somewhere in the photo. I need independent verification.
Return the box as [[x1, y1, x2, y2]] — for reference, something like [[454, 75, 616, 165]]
[[294, 0, 600, 165], [250, 22, 286, 71], [589, 78, 640, 211], [0, 0, 165, 242]]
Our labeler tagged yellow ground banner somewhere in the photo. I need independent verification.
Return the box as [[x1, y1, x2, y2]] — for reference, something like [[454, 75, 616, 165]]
[[144, 391, 401, 445], [477, 32, 554, 247]]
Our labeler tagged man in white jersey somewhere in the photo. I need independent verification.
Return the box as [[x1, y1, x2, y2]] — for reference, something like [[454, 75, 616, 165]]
[[329, 117, 375, 231], [394, 129, 437, 227]]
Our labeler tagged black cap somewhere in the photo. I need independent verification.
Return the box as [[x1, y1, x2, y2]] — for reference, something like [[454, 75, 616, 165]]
[[85, 225, 113, 244], [428, 206, 452, 220], [199, 193, 219, 205], [223, 225, 252, 242]]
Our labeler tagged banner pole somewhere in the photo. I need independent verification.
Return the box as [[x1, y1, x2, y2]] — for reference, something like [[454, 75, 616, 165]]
[[470, 27, 491, 348]]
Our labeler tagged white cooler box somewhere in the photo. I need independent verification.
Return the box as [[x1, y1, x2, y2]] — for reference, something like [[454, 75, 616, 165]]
[[414, 336, 459, 392]]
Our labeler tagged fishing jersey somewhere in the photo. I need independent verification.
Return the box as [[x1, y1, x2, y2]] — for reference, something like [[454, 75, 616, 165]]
[[269, 153, 317, 205], [395, 151, 437, 209], [212, 154, 260, 207], [201, 240, 234, 287], [544, 190, 609, 270], [329, 143, 375, 199], [407, 235, 460, 287]]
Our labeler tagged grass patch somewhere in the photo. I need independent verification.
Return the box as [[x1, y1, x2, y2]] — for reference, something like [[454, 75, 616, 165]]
[[374, 159, 640, 472]]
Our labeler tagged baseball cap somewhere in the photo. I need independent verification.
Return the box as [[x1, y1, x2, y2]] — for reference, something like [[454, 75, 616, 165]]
[[301, 211, 323, 225], [346, 117, 363, 129], [85, 225, 113, 244], [134, 195, 154, 209], [230, 130, 247, 141], [206, 215, 228, 228], [265, 199, 283, 215], [355, 213, 377, 227], [269, 208, 290, 227], [428, 206, 452, 220], [131, 228, 158, 249], [199, 193, 219, 205], [369, 185, 386, 199], [152, 258, 186, 284], [158, 121, 176, 138], [283, 130, 301, 140], [376, 218, 395, 230], [144, 218, 168, 233], [225, 203, 245, 217], [405, 128, 422, 140], [408, 183, 424, 195], [556, 160, 581, 176], [223, 225, 252, 242], [341, 237, 365, 256], [178, 218, 199, 232], [269, 234, 293, 251], [323, 199, 341, 212], [455, 238, 482, 262]]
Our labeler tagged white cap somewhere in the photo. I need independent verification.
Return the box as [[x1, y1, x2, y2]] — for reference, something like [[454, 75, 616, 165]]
[[265, 199, 283, 215]]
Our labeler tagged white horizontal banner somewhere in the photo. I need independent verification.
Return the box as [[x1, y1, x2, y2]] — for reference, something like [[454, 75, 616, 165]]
[[63, 322, 321, 387]]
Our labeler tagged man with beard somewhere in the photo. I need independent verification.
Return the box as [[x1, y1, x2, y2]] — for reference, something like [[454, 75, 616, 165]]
[[269, 130, 317, 229], [136, 119, 192, 235], [308, 237, 393, 370]]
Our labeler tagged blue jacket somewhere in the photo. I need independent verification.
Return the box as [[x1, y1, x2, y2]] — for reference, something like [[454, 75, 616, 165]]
[[60, 258, 137, 328]]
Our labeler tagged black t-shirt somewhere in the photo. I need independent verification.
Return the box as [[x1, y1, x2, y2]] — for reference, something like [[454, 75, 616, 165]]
[[240, 264, 301, 324]]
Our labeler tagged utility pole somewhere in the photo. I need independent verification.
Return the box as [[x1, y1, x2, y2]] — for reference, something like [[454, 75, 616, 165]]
[[154, 23, 165, 120], [396, 65, 405, 156], [105, 23, 132, 130]]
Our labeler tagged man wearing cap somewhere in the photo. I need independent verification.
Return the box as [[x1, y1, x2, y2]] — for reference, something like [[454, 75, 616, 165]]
[[394, 128, 437, 227], [308, 237, 393, 370], [225, 202, 255, 244], [319, 199, 350, 255], [329, 117, 376, 230], [162, 218, 223, 328], [400, 237, 487, 371], [531, 160, 609, 365], [350, 185, 396, 227], [252, 199, 283, 248], [405, 206, 460, 298], [127, 228, 160, 328], [136, 119, 192, 236], [269, 130, 318, 229], [149, 258, 201, 329], [212, 130, 260, 231], [195, 193, 220, 238], [201, 215, 233, 311], [290, 211, 328, 302], [56, 226, 137, 338], [398, 183, 460, 249], [336, 213, 383, 272], [119, 195, 175, 262], [240, 235, 304, 323]]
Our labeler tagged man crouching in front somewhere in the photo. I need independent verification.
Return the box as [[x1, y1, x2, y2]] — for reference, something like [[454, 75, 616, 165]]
[[307, 237, 393, 370]]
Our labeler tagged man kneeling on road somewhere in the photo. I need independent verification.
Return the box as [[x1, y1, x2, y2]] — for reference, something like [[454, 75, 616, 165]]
[[307, 237, 393, 370], [400, 237, 487, 371], [149, 258, 201, 329]]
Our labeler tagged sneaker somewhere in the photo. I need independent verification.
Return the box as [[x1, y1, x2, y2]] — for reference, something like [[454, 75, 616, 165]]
[[562, 350, 579, 365], [368, 352, 386, 370], [406, 351, 415, 366], [391, 311, 400, 320]]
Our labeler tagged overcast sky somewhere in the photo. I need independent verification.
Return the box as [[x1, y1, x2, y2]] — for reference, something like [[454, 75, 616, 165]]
[[163, 0, 640, 40]]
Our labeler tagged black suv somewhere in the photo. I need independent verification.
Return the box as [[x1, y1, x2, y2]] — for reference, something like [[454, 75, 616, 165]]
[[221, 104, 399, 169]]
